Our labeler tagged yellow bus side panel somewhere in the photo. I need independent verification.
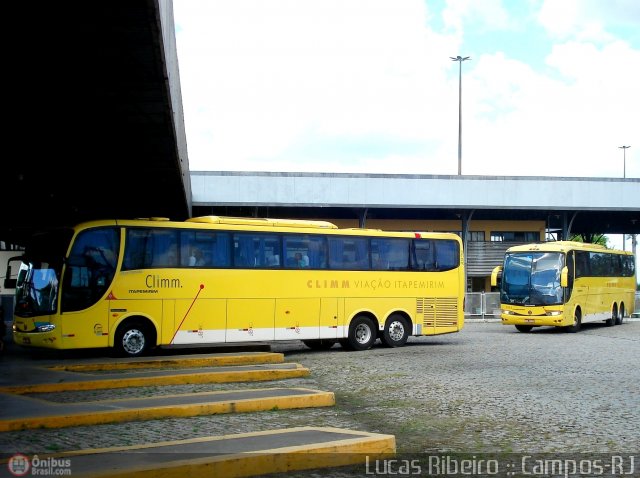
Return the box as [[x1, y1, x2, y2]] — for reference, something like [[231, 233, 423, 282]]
[[172, 298, 227, 345], [274, 298, 320, 340], [226, 299, 275, 342], [108, 300, 162, 347], [161, 300, 175, 344], [344, 297, 414, 328], [62, 303, 110, 350]]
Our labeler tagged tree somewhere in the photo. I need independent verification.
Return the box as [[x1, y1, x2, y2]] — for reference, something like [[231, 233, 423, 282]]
[[569, 234, 608, 246]]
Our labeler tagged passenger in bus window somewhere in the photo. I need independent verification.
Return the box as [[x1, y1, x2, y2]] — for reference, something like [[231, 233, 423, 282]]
[[189, 248, 205, 266], [267, 253, 280, 267], [294, 252, 309, 268]]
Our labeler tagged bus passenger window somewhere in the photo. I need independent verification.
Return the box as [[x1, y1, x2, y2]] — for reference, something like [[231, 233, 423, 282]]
[[413, 240, 435, 270], [189, 248, 206, 266], [371, 238, 409, 270], [328, 237, 369, 270], [233, 233, 281, 268], [434, 241, 459, 271]]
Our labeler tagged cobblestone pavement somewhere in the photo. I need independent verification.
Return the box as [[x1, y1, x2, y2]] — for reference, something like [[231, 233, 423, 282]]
[[2, 321, 639, 474]]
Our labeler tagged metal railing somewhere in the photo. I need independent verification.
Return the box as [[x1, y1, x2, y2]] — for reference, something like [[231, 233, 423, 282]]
[[466, 292, 640, 319], [464, 292, 501, 319]]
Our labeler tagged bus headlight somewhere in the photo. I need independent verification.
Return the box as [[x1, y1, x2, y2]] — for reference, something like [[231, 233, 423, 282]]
[[546, 311, 562, 316], [36, 324, 56, 332], [501, 310, 514, 315]]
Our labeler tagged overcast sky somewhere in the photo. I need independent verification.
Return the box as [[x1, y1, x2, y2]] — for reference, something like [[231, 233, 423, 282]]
[[173, 0, 639, 179]]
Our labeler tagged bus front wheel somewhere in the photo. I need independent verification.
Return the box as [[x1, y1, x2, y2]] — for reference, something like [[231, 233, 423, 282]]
[[342, 315, 376, 351], [515, 325, 533, 333], [616, 304, 625, 325], [380, 314, 410, 347], [565, 309, 581, 333], [606, 305, 617, 326], [115, 321, 153, 357]]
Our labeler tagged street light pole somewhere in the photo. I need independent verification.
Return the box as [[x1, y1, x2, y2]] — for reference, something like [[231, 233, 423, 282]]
[[451, 56, 470, 175], [619, 145, 630, 178]]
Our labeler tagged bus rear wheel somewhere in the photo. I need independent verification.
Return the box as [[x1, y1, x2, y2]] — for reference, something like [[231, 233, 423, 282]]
[[115, 321, 153, 357], [616, 304, 625, 325], [380, 314, 410, 347], [342, 315, 376, 351]]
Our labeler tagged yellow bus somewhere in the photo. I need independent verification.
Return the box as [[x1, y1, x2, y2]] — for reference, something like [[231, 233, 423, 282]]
[[10, 216, 465, 356], [491, 241, 636, 333]]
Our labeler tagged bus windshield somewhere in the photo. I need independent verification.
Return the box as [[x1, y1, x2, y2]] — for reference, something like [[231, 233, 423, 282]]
[[501, 252, 564, 306], [15, 229, 73, 317]]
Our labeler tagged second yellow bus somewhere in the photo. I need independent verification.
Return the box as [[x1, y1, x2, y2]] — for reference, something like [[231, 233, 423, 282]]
[[492, 241, 636, 332]]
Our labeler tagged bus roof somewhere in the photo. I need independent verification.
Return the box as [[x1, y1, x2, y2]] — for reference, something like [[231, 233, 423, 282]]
[[185, 216, 338, 229], [72, 216, 461, 242], [505, 241, 632, 255]]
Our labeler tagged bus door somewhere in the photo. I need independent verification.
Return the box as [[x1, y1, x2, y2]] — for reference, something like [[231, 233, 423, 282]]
[[61, 262, 112, 349], [573, 251, 590, 315], [62, 226, 120, 348], [564, 251, 575, 306]]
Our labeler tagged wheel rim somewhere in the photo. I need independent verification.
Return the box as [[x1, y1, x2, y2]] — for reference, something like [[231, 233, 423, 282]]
[[354, 323, 372, 344], [122, 329, 145, 355], [388, 320, 405, 342]]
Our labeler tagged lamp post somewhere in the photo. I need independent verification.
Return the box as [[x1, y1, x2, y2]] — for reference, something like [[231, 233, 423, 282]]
[[619, 145, 630, 178], [451, 56, 470, 175]]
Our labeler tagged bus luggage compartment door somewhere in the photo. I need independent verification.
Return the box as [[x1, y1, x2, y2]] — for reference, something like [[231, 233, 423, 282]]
[[275, 298, 321, 341]]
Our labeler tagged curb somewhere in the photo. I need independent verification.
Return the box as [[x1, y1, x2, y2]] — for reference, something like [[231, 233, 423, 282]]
[[1, 427, 396, 478], [46, 352, 285, 372], [0, 388, 335, 432], [0, 364, 310, 395]]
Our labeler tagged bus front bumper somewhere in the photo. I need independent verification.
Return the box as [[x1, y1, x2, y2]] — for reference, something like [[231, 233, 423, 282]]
[[500, 310, 567, 327], [13, 320, 62, 349]]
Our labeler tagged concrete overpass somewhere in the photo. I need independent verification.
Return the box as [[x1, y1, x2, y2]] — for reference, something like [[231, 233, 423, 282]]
[[191, 171, 640, 237], [1, 1, 638, 248]]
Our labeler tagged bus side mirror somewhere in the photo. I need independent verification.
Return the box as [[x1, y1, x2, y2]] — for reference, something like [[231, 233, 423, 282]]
[[560, 266, 568, 288], [491, 266, 502, 287], [3, 276, 16, 289], [4, 257, 23, 289]]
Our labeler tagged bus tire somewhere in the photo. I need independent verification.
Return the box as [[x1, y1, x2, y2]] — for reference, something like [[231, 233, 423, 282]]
[[380, 314, 410, 347], [343, 315, 376, 351], [616, 304, 625, 325], [515, 325, 533, 333], [115, 320, 153, 357], [302, 339, 336, 350], [606, 305, 617, 326], [565, 309, 581, 333]]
